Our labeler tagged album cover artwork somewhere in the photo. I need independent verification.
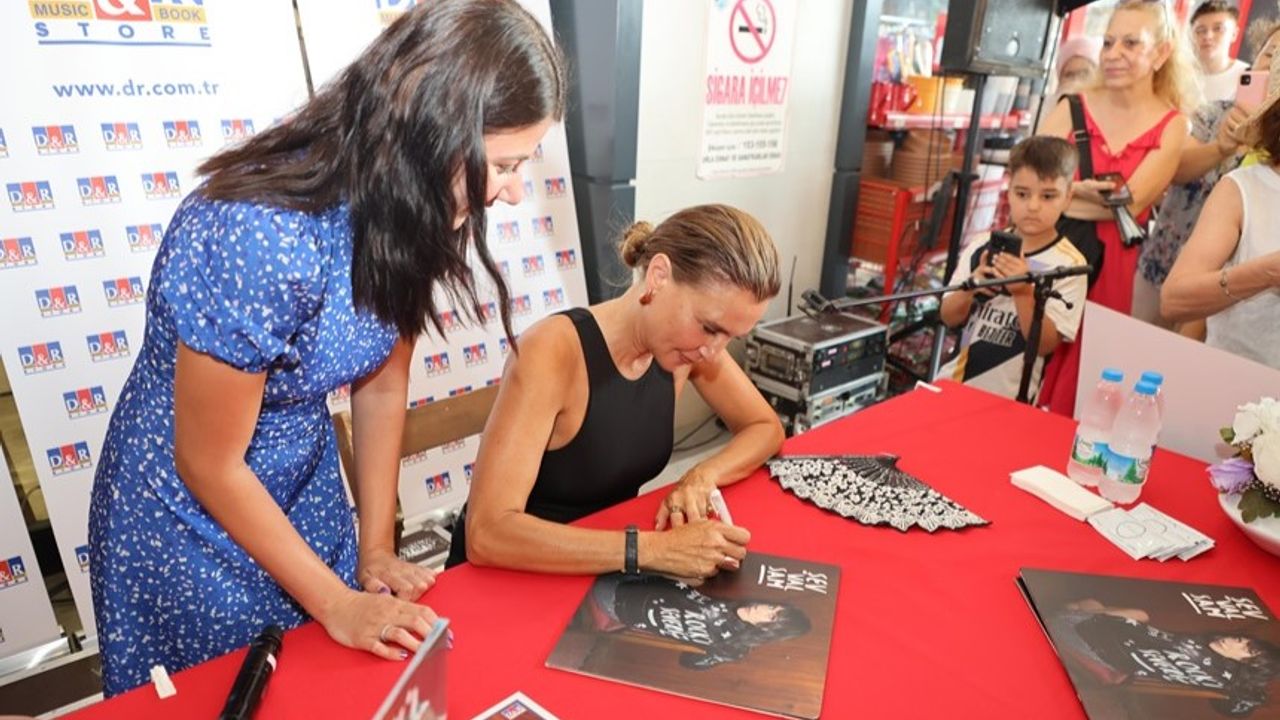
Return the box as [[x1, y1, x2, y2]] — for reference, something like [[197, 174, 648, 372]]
[[1018, 568, 1280, 719], [469, 691, 560, 720], [547, 552, 840, 719]]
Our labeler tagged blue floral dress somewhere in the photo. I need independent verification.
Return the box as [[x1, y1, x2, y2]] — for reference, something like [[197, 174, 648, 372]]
[[88, 195, 398, 696]]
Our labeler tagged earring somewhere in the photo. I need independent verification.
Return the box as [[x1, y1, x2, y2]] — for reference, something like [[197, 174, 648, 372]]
[[640, 289, 654, 305]]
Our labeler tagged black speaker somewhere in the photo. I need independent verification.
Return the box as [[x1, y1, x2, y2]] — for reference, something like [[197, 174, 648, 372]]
[[940, 0, 1059, 78]]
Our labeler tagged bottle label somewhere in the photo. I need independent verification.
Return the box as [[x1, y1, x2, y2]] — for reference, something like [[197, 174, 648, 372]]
[[1071, 434, 1108, 468], [1105, 450, 1150, 485]]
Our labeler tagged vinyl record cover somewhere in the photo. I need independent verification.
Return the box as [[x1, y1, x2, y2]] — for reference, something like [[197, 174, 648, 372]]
[[547, 552, 840, 719], [1018, 568, 1280, 719]]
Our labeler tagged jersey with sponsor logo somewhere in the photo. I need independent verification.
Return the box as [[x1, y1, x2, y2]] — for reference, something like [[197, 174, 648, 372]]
[[936, 233, 1086, 402]]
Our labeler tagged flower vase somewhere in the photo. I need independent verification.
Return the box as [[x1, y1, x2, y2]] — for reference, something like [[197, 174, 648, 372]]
[[1218, 492, 1280, 558]]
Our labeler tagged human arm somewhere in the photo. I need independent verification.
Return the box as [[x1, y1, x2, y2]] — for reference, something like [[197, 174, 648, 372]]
[[939, 248, 997, 328], [989, 251, 1064, 356], [174, 344, 436, 659], [1162, 177, 1280, 321], [654, 348, 785, 530], [350, 338, 436, 600], [1173, 105, 1247, 184], [463, 318, 749, 577]]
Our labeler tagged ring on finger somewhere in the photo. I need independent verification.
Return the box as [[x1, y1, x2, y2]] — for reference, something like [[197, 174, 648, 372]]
[[379, 623, 395, 644], [668, 505, 684, 515]]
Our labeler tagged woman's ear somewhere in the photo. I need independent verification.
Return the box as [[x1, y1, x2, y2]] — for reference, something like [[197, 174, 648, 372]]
[[1152, 40, 1173, 72], [646, 252, 673, 290]]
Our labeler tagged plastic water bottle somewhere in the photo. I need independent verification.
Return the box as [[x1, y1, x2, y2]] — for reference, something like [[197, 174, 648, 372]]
[[1100, 381, 1162, 504], [1067, 369, 1125, 486], [1140, 370, 1165, 418]]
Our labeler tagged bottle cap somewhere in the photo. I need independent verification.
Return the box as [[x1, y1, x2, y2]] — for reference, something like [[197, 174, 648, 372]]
[[1102, 368, 1124, 382], [1134, 381, 1157, 396], [1140, 371, 1164, 386]]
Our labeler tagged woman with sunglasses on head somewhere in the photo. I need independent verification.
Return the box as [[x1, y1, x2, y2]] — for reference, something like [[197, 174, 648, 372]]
[[1036, 0, 1197, 416], [88, 0, 564, 697], [449, 205, 784, 580]]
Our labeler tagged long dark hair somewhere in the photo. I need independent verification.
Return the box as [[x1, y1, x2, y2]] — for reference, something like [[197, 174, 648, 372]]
[[196, 0, 566, 340]]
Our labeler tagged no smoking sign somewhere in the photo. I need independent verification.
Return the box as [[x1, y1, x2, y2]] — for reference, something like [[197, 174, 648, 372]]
[[730, 0, 775, 64]]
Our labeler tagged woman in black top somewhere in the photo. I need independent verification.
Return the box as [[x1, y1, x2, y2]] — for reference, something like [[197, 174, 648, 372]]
[[451, 204, 784, 578]]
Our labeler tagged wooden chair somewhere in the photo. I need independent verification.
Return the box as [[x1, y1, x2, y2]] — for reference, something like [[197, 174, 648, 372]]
[[330, 384, 499, 515]]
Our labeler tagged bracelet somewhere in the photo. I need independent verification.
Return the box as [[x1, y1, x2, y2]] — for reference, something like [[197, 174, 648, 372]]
[[1220, 267, 1237, 299], [624, 525, 639, 574]]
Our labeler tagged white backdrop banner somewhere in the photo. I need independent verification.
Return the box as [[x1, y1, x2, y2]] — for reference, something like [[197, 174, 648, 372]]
[[296, 0, 590, 523], [0, 446, 61, 664], [0, 0, 311, 640]]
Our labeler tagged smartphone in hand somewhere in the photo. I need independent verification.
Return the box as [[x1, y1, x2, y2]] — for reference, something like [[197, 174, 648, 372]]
[[1238, 70, 1270, 113], [1095, 172, 1133, 208], [988, 230, 1022, 260]]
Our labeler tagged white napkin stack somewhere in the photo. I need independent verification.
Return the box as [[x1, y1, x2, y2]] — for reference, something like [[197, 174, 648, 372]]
[[1010, 465, 1113, 521]]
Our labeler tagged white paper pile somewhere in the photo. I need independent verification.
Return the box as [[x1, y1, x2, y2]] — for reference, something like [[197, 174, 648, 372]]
[[1087, 503, 1215, 561]]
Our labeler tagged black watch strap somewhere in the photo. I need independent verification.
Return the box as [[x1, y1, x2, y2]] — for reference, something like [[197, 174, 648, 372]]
[[624, 525, 639, 574]]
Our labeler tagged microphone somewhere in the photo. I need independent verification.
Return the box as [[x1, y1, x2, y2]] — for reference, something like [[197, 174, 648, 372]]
[[219, 625, 283, 720]]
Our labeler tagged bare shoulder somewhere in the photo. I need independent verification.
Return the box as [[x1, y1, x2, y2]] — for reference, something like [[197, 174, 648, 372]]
[[508, 313, 578, 378]]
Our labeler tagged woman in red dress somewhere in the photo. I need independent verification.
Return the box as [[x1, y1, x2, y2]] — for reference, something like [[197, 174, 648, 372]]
[[1037, 0, 1196, 415]]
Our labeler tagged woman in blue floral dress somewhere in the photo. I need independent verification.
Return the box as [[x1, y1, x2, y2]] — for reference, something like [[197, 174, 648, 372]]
[[87, 0, 564, 696]]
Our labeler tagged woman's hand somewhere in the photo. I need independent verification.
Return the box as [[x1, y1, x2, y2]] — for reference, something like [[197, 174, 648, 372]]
[[641, 520, 750, 578], [318, 588, 439, 661], [1071, 178, 1117, 205], [655, 468, 720, 529], [1217, 104, 1251, 154], [358, 546, 436, 601]]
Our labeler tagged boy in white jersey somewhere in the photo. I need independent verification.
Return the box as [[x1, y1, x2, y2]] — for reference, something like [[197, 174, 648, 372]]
[[937, 137, 1088, 401]]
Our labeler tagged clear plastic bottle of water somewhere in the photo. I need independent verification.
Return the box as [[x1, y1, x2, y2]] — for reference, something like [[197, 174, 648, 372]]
[[1140, 370, 1165, 418], [1100, 381, 1162, 504], [1067, 368, 1125, 486]]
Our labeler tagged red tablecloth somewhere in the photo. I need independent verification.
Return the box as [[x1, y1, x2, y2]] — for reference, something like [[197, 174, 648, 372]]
[[72, 381, 1280, 719]]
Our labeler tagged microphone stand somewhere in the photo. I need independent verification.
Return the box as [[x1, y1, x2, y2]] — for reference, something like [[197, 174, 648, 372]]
[[802, 264, 1088, 406]]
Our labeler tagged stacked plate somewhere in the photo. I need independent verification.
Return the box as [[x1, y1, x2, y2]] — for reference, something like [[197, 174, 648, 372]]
[[767, 454, 988, 532]]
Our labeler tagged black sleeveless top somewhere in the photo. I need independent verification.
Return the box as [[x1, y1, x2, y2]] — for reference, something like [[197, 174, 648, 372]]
[[446, 307, 675, 566]]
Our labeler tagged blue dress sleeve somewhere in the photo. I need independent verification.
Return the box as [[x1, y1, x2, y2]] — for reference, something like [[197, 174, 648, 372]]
[[155, 199, 326, 373]]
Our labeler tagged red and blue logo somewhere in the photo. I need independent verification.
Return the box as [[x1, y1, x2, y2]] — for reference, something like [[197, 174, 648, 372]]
[[499, 337, 510, 357], [463, 463, 475, 482], [511, 294, 533, 316], [408, 395, 435, 409], [101, 122, 143, 151], [463, 342, 488, 367], [61, 229, 105, 260], [545, 177, 567, 198], [46, 441, 92, 476], [439, 309, 461, 332], [86, 330, 130, 362], [30, 0, 212, 48], [35, 285, 82, 317], [64, 386, 109, 419], [141, 171, 180, 199], [423, 352, 451, 376], [532, 215, 555, 237], [448, 385, 472, 398], [555, 249, 577, 269], [441, 438, 467, 454], [498, 260, 511, 278], [126, 222, 163, 252], [1, 237, 38, 269], [17, 342, 65, 374], [220, 119, 255, 142], [77, 175, 122, 205], [0, 556, 28, 589], [495, 220, 520, 243], [543, 287, 566, 309], [7, 181, 55, 212], [103, 276, 144, 306], [0, 129, 8, 157], [327, 384, 351, 405], [485, 376, 501, 387], [75, 545, 90, 573], [480, 301, 499, 324], [32, 125, 79, 155], [424, 471, 452, 497], [531, 143, 545, 162], [521, 254, 545, 277], [162, 119, 202, 147]]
